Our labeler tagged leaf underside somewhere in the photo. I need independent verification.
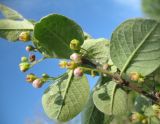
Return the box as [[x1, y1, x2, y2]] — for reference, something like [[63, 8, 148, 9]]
[[81, 38, 110, 65], [42, 71, 90, 122], [93, 81, 128, 115], [110, 18, 160, 76]]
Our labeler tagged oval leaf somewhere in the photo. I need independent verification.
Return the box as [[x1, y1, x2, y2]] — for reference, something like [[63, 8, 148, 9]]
[[81, 77, 105, 124], [34, 14, 84, 59], [110, 18, 160, 76], [93, 81, 128, 115], [81, 38, 110, 65], [0, 4, 23, 20], [42, 71, 90, 122]]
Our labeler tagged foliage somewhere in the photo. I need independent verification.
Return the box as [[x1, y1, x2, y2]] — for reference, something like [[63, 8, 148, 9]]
[[1, 1, 160, 124]]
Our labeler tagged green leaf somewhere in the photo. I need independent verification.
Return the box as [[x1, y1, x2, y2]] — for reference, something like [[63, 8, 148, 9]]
[[81, 38, 110, 65], [81, 91, 105, 124], [110, 18, 160, 76], [134, 95, 150, 112], [142, 0, 160, 20], [154, 67, 160, 83], [81, 77, 105, 124], [34, 14, 84, 59], [0, 5, 33, 41], [150, 117, 160, 124], [0, 4, 23, 20], [0, 19, 33, 41], [0, 19, 33, 29], [42, 71, 90, 122], [93, 81, 128, 115]]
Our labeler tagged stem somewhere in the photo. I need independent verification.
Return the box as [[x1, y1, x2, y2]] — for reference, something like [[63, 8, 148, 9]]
[[80, 66, 160, 105], [30, 57, 46, 67]]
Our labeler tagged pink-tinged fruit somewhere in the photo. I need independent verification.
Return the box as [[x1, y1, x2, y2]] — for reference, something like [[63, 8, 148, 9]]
[[25, 45, 35, 52], [70, 53, 82, 63], [74, 67, 83, 77], [32, 79, 43, 88]]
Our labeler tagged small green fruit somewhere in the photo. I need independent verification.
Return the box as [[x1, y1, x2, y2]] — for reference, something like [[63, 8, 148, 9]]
[[26, 73, 37, 83], [66, 61, 77, 69], [70, 39, 80, 50], [19, 62, 30, 72], [42, 73, 49, 79], [19, 32, 30, 42], [21, 56, 28, 62]]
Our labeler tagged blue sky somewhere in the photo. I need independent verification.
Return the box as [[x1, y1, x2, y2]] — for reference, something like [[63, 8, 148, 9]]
[[0, 0, 142, 124]]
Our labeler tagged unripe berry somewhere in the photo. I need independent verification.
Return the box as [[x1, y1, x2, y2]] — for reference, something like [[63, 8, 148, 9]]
[[19, 32, 30, 42], [130, 72, 140, 81], [19, 62, 30, 72], [66, 61, 77, 69], [26, 73, 37, 83], [70, 39, 80, 50], [59, 61, 67, 68], [74, 67, 83, 77], [25, 45, 35, 52], [70, 53, 82, 63], [29, 54, 36, 62], [21, 56, 28, 62], [42, 73, 49, 79], [32, 79, 43, 88]]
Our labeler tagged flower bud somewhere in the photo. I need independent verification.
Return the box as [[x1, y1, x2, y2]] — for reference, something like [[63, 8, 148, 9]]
[[19, 32, 30, 42], [29, 54, 36, 62], [138, 78, 145, 83], [141, 119, 148, 124], [74, 67, 83, 77], [66, 61, 77, 69], [21, 56, 28, 62], [152, 104, 160, 112], [26, 73, 37, 83], [70, 53, 82, 63], [70, 39, 80, 50], [130, 72, 140, 81], [25, 45, 35, 52], [19, 62, 30, 72], [32, 79, 43, 88], [131, 112, 144, 122], [59, 61, 67, 68]]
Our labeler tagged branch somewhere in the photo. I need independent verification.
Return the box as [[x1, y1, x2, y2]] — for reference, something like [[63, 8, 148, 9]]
[[80, 61, 160, 105]]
